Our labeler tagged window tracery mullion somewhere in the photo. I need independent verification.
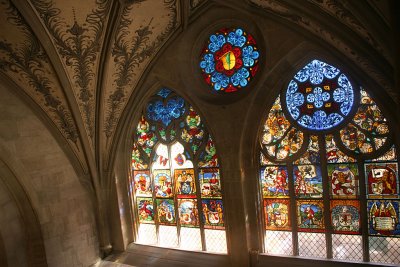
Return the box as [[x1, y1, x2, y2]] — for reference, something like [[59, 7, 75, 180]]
[[357, 160, 370, 262], [319, 135, 333, 259], [287, 162, 298, 256]]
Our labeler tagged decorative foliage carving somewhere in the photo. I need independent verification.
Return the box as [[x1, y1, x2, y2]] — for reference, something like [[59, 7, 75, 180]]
[[104, 0, 179, 140], [31, 0, 111, 141], [0, 0, 78, 143], [250, 0, 395, 103]]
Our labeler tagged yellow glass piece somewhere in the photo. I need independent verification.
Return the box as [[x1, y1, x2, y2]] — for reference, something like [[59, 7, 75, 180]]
[[324, 85, 330, 90], [307, 104, 313, 109], [306, 87, 312, 93], [325, 103, 331, 107], [220, 51, 236, 70]]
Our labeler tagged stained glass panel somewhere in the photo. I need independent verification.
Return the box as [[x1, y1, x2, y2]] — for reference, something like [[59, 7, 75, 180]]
[[175, 169, 196, 198], [156, 199, 176, 225], [200, 28, 259, 92], [132, 143, 148, 170], [198, 136, 218, 167], [264, 199, 291, 230], [365, 163, 398, 198], [330, 200, 360, 234], [178, 199, 199, 227], [370, 146, 397, 162], [297, 200, 325, 231], [261, 166, 289, 197], [137, 197, 155, 224], [294, 135, 319, 164], [298, 232, 326, 258], [264, 231, 293, 256], [181, 106, 204, 154], [199, 168, 222, 198], [367, 200, 400, 236], [202, 199, 224, 229], [133, 170, 152, 197], [294, 165, 323, 198], [154, 169, 173, 198], [170, 142, 193, 170], [262, 96, 291, 146], [340, 123, 374, 154], [152, 144, 170, 170], [328, 164, 358, 198], [260, 152, 275, 166], [136, 116, 157, 156], [325, 134, 355, 163], [285, 59, 354, 130], [146, 96, 185, 126]]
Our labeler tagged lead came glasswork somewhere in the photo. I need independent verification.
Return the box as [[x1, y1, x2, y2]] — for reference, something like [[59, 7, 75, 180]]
[[285, 59, 355, 130], [200, 28, 259, 92], [259, 60, 398, 264], [131, 88, 227, 253]]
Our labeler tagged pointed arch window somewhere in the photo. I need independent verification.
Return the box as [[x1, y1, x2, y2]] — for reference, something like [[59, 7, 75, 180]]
[[130, 88, 227, 253], [259, 59, 399, 265]]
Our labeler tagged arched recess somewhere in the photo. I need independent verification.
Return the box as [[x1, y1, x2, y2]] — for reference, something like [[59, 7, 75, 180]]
[[0, 158, 47, 267], [128, 87, 227, 253], [250, 54, 400, 266]]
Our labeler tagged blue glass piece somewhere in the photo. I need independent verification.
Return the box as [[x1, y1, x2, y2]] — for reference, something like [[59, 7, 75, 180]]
[[199, 53, 215, 74], [227, 28, 246, 47], [231, 68, 249, 87], [294, 59, 340, 85], [242, 46, 259, 67], [157, 88, 172, 98], [211, 72, 229, 91], [286, 60, 354, 130], [208, 34, 226, 53], [147, 97, 185, 126]]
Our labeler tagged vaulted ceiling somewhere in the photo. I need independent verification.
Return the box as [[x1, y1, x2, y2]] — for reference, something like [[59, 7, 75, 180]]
[[0, 0, 396, 189]]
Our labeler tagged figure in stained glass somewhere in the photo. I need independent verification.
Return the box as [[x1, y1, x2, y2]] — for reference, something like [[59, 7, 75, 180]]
[[156, 199, 176, 225], [202, 199, 224, 229], [328, 164, 358, 198], [136, 116, 157, 156], [175, 169, 196, 198], [198, 137, 218, 167], [137, 198, 154, 223], [181, 106, 204, 153], [295, 135, 319, 164], [368, 200, 400, 236], [330, 200, 360, 234], [134, 170, 152, 197], [264, 199, 291, 230], [261, 166, 289, 197], [294, 165, 323, 198], [200, 28, 259, 92], [178, 199, 199, 227], [132, 144, 148, 170], [199, 168, 222, 198], [297, 200, 324, 231], [325, 134, 355, 163], [365, 163, 398, 198], [154, 170, 173, 198]]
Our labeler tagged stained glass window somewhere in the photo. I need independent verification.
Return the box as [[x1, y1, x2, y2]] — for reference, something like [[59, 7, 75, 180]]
[[200, 28, 259, 92], [131, 88, 227, 253], [259, 59, 399, 264]]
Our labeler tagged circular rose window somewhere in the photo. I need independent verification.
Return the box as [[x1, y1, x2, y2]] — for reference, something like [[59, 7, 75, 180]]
[[200, 28, 259, 93], [285, 59, 355, 130]]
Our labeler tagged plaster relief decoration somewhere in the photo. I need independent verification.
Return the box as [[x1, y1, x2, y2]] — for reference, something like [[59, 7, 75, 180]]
[[250, 0, 396, 103], [103, 0, 180, 145], [190, 0, 207, 11], [0, 0, 79, 145], [31, 0, 112, 143], [307, 0, 391, 64]]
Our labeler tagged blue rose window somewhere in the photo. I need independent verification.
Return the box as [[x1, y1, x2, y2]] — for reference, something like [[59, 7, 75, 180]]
[[200, 28, 259, 93], [285, 59, 355, 130]]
